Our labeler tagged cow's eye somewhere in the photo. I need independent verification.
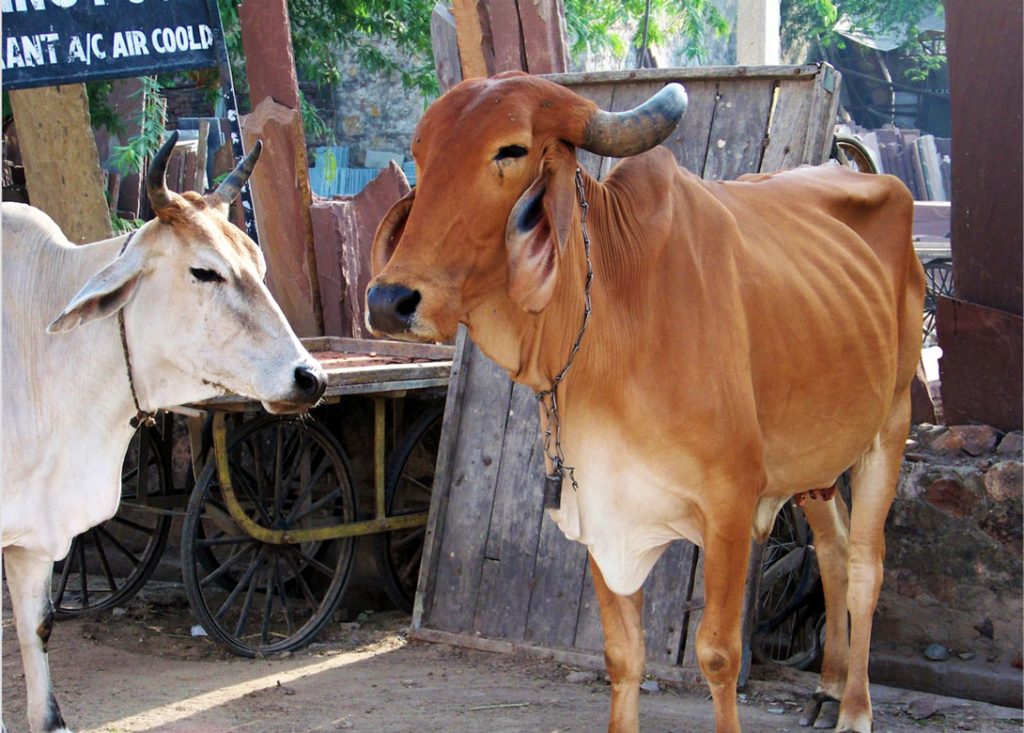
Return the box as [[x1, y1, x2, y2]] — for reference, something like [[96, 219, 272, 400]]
[[495, 145, 528, 161], [190, 267, 225, 283]]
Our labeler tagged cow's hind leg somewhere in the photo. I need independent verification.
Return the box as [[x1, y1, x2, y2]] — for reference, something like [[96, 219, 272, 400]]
[[4, 546, 72, 733], [836, 394, 911, 733], [589, 554, 645, 733], [798, 492, 851, 729]]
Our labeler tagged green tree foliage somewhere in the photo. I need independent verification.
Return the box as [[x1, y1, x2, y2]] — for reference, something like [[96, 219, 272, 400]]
[[217, 0, 436, 98], [564, 0, 729, 64], [782, 0, 944, 79]]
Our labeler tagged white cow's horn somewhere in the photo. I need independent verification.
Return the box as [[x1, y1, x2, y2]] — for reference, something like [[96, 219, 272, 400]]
[[146, 130, 179, 211], [580, 83, 688, 158], [212, 140, 263, 203]]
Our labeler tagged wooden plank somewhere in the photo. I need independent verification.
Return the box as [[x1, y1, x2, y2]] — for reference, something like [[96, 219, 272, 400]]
[[413, 328, 473, 628], [703, 79, 776, 181], [680, 549, 705, 668], [572, 558, 604, 653], [302, 337, 455, 361], [662, 80, 719, 176], [422, 345, 515, 633], [523, 507, 589, 648], [759, 79, 813, 173], [474, 384, 546, 641], [643, 541, 697, 665], [803, 65, 842, 165], [540, 64, 823, 88], [321, 362, 452, 388], [9, 84, 113, 243]]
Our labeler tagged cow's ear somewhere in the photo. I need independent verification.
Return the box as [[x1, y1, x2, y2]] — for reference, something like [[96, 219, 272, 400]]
[[504, 159, 575, 313], [371, 190, 415, 277], [47, 248, 146, 333]]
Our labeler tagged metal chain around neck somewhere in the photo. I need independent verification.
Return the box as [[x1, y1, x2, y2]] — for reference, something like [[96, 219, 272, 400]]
[[537, 168, 593, 505], [116, 231, 156, 429]]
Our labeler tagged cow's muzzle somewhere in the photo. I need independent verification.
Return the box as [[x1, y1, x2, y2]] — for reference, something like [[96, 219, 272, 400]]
[[294, 364, 328, 403], [366, 282, 421, 336]]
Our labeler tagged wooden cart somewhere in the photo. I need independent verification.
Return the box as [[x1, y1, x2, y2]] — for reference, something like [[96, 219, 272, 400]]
[[53, 338, 453, 657]]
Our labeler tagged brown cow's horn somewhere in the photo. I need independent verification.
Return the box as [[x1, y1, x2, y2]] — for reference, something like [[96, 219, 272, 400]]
[[580, 83, 688, 157], [146, 130, 179, 211], [213, 140, 263, 203]]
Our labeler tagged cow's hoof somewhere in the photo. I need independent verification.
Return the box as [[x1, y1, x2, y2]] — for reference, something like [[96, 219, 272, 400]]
[[799, 692, 840, 728]]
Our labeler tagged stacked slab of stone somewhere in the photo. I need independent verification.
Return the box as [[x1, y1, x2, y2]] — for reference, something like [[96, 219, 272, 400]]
[[873, 424, 1022, 693]]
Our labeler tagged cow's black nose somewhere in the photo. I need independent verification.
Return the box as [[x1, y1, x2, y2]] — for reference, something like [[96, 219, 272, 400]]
[[294, 365, 327, 402], [367, 283, 420, 334]]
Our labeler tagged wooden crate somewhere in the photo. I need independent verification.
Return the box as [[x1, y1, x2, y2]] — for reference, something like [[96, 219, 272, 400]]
[[412, 64, 841, 679]]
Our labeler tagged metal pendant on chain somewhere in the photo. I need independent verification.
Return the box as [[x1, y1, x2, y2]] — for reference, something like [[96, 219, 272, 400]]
[[538, 168, 594, 510]]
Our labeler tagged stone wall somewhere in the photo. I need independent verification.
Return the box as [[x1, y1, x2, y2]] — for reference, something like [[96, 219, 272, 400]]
[[326, 45, 429, 167], [872, 424, 1023, 701]]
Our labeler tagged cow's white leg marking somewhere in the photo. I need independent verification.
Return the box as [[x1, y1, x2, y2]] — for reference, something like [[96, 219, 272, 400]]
[[589, 554, 644, 733], [835, 393, 911, 733], [5, 547, 72, 733], [799, 493, 851, 728], [697, 514, 753, 733]]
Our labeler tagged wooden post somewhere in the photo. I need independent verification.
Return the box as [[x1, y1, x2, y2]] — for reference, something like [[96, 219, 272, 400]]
[[238, 0, 324, 337], [8, 84, 113, 244]]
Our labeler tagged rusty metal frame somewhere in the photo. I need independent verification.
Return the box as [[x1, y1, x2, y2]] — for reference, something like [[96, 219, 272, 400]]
[[210, 407, 428, 545]]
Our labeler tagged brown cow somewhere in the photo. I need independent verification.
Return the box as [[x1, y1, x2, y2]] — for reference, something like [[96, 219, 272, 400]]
[[366, 72, 924, 733]]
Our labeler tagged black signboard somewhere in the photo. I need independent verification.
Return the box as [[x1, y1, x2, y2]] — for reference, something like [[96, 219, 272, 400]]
[[2, 0, 258, 240], [2, 0, 221, 90]]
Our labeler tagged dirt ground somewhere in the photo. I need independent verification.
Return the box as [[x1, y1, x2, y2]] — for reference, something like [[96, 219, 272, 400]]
[[2, 583, 1021, 733]]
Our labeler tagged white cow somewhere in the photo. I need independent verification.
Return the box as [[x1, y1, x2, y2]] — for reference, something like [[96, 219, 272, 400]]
[[2, 132, 326, 733]]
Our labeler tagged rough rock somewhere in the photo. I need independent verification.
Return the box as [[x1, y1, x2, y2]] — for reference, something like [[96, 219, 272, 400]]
[[984, 461, 1023, 502], [908, 695, 962, 720], [925, 643, 951, 661], [639, 679, 660, 694], [996, 432, 1023, 456], [949, 425, 999, 456], [924, 477, 979, 518], [931, 430, 966, 454]]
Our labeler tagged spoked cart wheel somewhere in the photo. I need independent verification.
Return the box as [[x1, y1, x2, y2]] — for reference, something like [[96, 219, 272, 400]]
[[750, 501, 826, 670], [374, 403, 445, 612], [52, 425, 172, 617], [181, 414, 357, 657]]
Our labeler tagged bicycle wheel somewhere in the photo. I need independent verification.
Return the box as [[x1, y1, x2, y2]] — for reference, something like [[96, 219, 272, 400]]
[[181, 414, 357, 657], [374, 403, 444, 612], [751, 501, 825, 670], [922, 257, 954, 346], [833, 135, 879, 174], [52, 426, 172, 617]]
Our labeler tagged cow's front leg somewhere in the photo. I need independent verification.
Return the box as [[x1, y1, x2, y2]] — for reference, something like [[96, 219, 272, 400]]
[[590, 553, 645, 733], [4, 546, 72, 733], [697, 520, 753, 733]]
